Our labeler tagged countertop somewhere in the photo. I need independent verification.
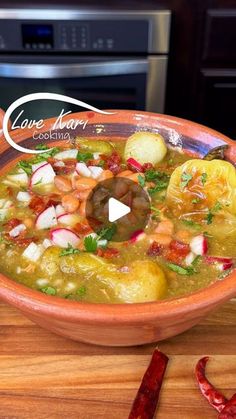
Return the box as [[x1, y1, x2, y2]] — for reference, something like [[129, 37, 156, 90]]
[[0, 300, 236, 419]]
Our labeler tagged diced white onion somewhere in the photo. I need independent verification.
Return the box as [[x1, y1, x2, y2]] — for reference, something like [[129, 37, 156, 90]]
[[54, 149, 78, 160], [42, 238, 53, 249], [22, 242, 44, 262], [16, 191, 31, 202], [76, 162, 91, 177], [88, 166, 103, 179], [9, 223, 26, 238]]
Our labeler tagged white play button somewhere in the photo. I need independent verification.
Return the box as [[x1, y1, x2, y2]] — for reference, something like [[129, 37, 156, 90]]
[[108, 197, 131, 222]]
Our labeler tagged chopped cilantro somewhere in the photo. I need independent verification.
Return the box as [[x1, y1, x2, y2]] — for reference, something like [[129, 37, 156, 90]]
[[77, 285, 86, 297], [182, 219, 201, 229], [148, 181, 169, 195], [97, 225, 117, 241], [206, 201, 222, 224], [192, 197, 201, 204], [84, 235, 98, 252], [212, 201, 222, 212], [40, 286, 56, 295], [35, 143, 49, 150], [192, 255, 202, 266], [138, 174, 145, 188], [180, 172, 192, 189], [166, 262, 195, 275], [17, 160, 32, 175], [59, 245, 80, 257], [201, 173, 207, 185], [77, 151, 93, 162]]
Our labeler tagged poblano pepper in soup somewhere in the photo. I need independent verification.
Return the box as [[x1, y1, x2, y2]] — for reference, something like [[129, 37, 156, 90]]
[[0, 132, 235, 303]]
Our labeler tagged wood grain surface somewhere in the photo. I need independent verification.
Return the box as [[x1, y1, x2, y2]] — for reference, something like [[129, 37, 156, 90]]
[[0, 300, 236, 419]]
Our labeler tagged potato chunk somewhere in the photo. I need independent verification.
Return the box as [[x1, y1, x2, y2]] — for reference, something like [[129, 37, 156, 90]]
[[96, 260, 167, 303], [167, 159, 236, 219], [124, 132, 167, 165]]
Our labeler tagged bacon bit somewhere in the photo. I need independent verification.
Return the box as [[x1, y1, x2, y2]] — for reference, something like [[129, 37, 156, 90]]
[[128, 349, 169, 419], [147, 241, 163, 257], [29, 196, 46, 214], [164, 240, 190, 263], [142, 162, 154, 172], [7, 186, 14, 197], [105, 151, 122, 175], [74, 222, 93, 235], [51, 158, 77, 174], [7, 235, 36, 247], [4, 218, 21, 230], [96, 247, 120, 258], [86, 158, 102, 167], [86, 217, 103, 230]]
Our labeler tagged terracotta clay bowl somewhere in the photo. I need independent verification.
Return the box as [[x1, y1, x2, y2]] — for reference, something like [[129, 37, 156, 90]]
[[0, 109, 236, 346]]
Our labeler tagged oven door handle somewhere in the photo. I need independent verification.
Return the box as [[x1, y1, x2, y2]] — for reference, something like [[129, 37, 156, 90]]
[[0, 60, 148, 79]]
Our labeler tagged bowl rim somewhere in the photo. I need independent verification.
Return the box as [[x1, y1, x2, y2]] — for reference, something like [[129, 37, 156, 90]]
[[0, 109, 236, 323]]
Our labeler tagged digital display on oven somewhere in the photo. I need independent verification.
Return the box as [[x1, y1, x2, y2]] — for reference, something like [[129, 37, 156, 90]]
[[22, 24, 54, 50]]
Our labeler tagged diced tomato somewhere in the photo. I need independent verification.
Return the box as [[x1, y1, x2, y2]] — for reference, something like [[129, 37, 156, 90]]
[[164, 240, 190, 263], [147, 241, 163, 257], [96, 247, 120, 258], [29, 196, 46, 214], [4, 218, 21, 230]]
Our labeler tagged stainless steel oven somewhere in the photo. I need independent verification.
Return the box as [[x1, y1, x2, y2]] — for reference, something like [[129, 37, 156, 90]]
[[0, 8, 171, 119]]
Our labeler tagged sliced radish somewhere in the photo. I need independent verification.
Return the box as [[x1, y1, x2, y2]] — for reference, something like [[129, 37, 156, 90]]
[[50, 228, 80, 248], [32, 161, 48, 173], [57, 213, 81, 227], [22, 242, 44, 262], [16, 191, 31, 202], [76, 162, 91, 177], [54, 149, 78, 160], [6, 172, 28, 186], [218, 262, 234, 271], [130, 229, 145, 243], [55, 204, 65, 217], [185, 252, 196, 266], [35, 206, 57, 230], [9, 223, 26, 238], [205, 256, 234, 271], [205, 256, 233, 264], [30, 163, 55, 186], [190, 234, 208, 256], [88, 166, 103, 179], [42, 238, 53, 249], [127, 157, 143, 172]]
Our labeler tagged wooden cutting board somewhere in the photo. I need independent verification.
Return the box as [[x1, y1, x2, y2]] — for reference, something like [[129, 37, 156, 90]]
[[0, 300, 235, 419]]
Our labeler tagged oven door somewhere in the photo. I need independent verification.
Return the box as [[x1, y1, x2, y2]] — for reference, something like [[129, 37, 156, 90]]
[[0, 56, 167, 119]]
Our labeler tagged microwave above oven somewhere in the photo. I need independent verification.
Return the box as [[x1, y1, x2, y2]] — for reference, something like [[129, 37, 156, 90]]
[[0, 8, 171, 119]]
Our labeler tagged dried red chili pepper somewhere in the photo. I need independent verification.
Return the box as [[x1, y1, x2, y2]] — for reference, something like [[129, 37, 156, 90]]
[[195, 357, 228, 413], [128, 349, 169, 419], [219, 393, 236, 419]]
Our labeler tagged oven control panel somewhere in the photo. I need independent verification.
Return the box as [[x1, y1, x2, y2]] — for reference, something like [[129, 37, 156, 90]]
[[0, 20, 149, 53]]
